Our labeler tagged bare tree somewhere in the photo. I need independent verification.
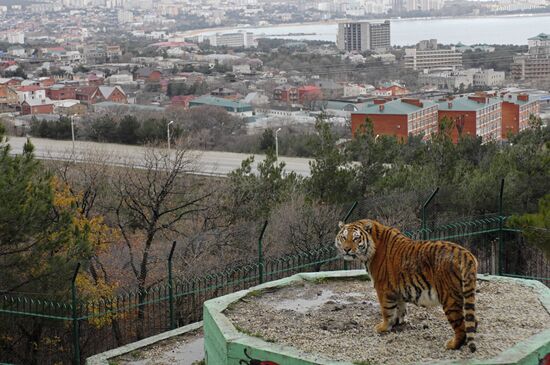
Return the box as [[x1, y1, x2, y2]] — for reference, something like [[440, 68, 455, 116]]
[[111, 140, 211, 338], [268, 193, 343, 256]]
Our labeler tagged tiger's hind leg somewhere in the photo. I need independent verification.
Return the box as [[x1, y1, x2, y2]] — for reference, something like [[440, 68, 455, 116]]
[[395, 301, 407, 325], [374, 289, 400, 333], [443, 297, 466, 350]]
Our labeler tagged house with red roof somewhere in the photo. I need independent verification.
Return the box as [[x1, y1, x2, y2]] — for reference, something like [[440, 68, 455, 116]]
[[0, 77, 22, 88], [297, 85, 323, 105], [171, 95, 196, 109]]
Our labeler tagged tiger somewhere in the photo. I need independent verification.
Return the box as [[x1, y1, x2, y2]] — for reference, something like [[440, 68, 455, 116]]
[[335, 219, 478, 352]]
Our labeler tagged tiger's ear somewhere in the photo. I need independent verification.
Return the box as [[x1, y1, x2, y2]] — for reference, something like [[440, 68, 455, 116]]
[[338, 221, 344, 229], [363, 221, 373, 233]]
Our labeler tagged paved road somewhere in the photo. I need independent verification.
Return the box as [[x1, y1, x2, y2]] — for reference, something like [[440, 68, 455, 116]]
[[6, 137, 312, 177]]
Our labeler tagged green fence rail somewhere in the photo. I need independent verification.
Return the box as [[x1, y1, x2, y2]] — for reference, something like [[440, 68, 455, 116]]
[[1, 214, 548, 365]]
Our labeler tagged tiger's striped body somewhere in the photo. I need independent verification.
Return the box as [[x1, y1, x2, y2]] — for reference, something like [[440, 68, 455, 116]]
[[335, 219, 478, 352]]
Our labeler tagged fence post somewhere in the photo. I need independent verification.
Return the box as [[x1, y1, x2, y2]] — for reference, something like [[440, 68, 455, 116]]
[[343, 201, 358, 223], [168, 240, 177, 330], [258, 220, 268, 284], [71, 263, 81, 365], [497, 178, 505, 276], [421, 187, 439, 240], [342, 201, 358, 270]]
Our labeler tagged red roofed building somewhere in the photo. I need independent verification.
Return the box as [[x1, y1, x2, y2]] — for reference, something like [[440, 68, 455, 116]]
[[0, 77, 22, 87], [136, 68, 162, 82], [76, 86, 99, 104], [88, 74, 104, 86], [39, 77, 55, 88], [76, 86, 127, 104], [171, 95, 196, 109], [98, 86, 127, 103], [378, 84, 409, 96], [297, 85, 323, 105]]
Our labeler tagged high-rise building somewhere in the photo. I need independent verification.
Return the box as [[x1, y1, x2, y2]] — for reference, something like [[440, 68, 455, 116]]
[[336, 20, 391, 52]]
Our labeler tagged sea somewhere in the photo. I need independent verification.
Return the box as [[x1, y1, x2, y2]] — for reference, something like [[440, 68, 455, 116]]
[[190, 14, 550, 46]]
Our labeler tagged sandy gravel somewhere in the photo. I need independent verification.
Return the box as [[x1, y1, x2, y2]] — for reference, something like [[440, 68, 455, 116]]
[[113, 329, 203, 365], [226, 278, 549, 365]]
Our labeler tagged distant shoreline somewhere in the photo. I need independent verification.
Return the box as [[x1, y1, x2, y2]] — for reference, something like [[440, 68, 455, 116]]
[[179, 12, 550, 38]]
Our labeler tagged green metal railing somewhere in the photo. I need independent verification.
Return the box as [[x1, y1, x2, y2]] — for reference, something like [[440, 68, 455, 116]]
[[1, 186, 549, 364]]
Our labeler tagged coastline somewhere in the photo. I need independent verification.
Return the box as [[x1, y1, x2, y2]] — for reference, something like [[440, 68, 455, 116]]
[[178, 12, 550, 37]]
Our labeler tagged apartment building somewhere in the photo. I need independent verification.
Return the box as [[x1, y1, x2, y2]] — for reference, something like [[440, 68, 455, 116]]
[[209, 32, 255, 48], [500, 93, 539, 139], [336, 20, 391, 52], [438, 95, 502, 143], [351, 98, 438, 140], [404, 39, 462, 71], [511, 33, 550, 80]]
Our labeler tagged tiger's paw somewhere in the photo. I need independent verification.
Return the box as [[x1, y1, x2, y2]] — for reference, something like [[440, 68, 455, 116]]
[[375, 322, 390, 333], [445, 337, 465, 350]]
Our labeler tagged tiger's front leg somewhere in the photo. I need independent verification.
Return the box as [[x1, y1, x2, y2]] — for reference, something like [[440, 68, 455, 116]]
[[374, 289, 400, 333]]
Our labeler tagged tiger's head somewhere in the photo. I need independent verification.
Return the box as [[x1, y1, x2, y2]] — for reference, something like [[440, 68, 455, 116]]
[[335, 220, 376, 263]]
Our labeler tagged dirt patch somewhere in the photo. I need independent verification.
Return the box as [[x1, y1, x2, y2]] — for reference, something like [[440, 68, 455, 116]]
[[226, 278, 549, 365], [111, 329, 203, 365]]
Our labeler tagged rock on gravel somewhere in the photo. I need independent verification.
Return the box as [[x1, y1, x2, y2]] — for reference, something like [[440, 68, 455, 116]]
[[226, 278, 549, 365]]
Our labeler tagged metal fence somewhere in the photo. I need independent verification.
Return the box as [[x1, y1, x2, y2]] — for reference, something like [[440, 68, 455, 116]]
[[1, 198, 549, 364]]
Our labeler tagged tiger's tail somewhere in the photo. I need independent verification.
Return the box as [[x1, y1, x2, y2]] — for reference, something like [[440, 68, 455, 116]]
[[462, 252, 478, 353]]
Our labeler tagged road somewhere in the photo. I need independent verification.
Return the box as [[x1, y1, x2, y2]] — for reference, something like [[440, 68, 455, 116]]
[[6, 137, 313, 177]]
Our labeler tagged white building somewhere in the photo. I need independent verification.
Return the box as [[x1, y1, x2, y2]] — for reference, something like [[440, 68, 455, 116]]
[[404, 39, 462, 71], [209, 31, 255, 48], [473, 69, 505, 87], [344, 83, 374, 97], [7, 32, 25, 44]]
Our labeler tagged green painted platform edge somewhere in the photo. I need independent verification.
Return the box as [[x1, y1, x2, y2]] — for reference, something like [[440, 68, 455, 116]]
[[204, 271, 550, 365], [85, 321, 203, 365]]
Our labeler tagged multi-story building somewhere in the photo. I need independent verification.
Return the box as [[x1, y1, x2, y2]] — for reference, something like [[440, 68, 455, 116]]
[[404, 39, 462, 71], [336, 20, 391, 52], [511, 55, 550, 80], [83, 44, 106, 65], [511, 33, 550, 80], [500, 93, 539, 139], [392, 0, 444, 12], [7, 31, 24, 44], [351, 98, 439, 140], [209, 32, 255, 48], [419, 70, 473, 90], [274, 85, 298, 103], [420, 68, 505, 90], [437, 94, 502, 143], [527, 33, 550, 57], [473, 68, 506, 87]]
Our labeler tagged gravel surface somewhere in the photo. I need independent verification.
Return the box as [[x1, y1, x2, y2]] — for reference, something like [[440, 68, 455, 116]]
[[112, 329, 203, 365], [226, 278, 549, 365]]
